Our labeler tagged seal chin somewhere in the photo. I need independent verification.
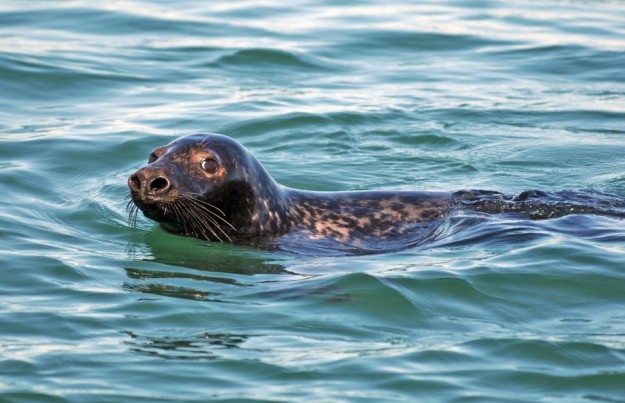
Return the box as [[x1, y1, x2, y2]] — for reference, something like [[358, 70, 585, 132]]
[[159, 221, 183, 233], [130, 197, 171, 222], [138, 202, 186, 235]]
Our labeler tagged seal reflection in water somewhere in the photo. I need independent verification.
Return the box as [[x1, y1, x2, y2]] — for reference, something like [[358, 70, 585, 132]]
[[128, 133, 625, 252]]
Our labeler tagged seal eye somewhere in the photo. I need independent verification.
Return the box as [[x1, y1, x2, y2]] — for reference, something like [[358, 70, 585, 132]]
[[201, 158, 219, 174], [148, 152, 158, 163]]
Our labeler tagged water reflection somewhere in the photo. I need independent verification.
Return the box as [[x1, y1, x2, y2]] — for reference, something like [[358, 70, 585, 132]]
[[123, 277, 225, 302], [127, 227, 290, 274], [123, 330, 248, 360], [123, 227, 295, 301]]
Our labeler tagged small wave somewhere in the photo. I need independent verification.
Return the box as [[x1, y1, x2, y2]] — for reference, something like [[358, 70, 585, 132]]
[[210, 48, 326, 71], [326, 30, 513, 57], [387, 132, 466, 150], [0, 53, 148, 100], [489, 45, 625, 82]]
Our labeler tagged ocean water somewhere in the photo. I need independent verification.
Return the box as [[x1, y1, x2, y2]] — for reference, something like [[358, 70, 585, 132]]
[[2, 0, 625, 401]]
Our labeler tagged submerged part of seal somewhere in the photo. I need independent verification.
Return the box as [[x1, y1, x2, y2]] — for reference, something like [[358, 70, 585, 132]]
[[127, 133, 625, 251]]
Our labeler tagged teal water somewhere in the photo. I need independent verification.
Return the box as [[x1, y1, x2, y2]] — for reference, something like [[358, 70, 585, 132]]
[[2, 1, 625, 401]]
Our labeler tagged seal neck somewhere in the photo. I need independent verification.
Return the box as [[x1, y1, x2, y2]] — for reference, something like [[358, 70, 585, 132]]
[[220, 171, 293, 238]]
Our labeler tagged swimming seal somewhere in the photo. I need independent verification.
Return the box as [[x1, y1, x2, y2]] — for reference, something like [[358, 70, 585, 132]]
[[127, 133, 625, 250]]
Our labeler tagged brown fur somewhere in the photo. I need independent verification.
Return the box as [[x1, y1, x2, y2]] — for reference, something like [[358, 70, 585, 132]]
[[128, 133, 452, 246]]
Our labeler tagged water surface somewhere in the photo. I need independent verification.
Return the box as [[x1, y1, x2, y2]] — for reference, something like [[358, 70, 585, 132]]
[[1, 1, 625, 401]]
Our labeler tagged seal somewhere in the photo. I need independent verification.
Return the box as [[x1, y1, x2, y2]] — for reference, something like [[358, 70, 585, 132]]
[[127, 133, 625, 250], [127, 133, 452, 246]]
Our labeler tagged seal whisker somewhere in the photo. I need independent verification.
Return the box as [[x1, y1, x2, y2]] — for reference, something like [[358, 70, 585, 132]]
[[128, 205, 138, 227], [171, 201, 191, 236], [171, 198, 215, 240], [184, 193, 228, 217], [183, 197, 236, 231], [186, 202, 228, 242], [185, 200, 222, 227], [184, 205, 223, 242], [186, 201, 236, 242], [187, 201, 233, 242], [126, 207, 139, 227], [186, 213, 211, 240], [196, 206, 236, 230], [126, 197, 139, 227], [177, 202, 200, 239]]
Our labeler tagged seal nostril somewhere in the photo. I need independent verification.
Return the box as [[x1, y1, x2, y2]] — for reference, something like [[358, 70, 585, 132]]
[[129, 174, 141, 191], [149, 177, 170, 193]]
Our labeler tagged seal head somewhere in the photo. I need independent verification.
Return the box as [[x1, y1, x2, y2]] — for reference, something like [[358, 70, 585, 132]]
[[128, 133, 290, 241]]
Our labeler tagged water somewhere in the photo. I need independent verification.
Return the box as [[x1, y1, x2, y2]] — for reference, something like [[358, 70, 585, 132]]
[[2, 0, 625, 401]]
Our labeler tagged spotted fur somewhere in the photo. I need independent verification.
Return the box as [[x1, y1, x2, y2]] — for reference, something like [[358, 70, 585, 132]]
[[128, 133, 452, 247], [128, 133, 625, 250]]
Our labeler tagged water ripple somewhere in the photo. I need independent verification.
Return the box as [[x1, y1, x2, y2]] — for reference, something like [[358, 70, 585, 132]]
[[2, 0, 625, 401]]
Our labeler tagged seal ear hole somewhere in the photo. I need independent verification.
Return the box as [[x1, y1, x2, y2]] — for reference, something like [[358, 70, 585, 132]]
[[148, 152, 158, 163], [201, 158, 219, 174]]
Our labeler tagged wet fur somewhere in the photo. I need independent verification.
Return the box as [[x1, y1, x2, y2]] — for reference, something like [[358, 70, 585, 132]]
[[128, 133, 452, 245], [128, 133, 625, 248]]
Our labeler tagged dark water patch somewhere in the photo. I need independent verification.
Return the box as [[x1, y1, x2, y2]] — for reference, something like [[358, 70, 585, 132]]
[[497, 144, 625, 170], [209, 48, 326, 72], [0, 53, 149, 101], [538, 214, 625, 244], [0, 134, 174, 223], [371, 378, 464, 401], [256, 272, 420, 320], [385, 131, 467, 150], [473, 369, 625, 401], [467, 338, 625, 370], [120, 262, 262, 302], [139, 44, 224, 54], [490, 45, 625, 82], [0, 254, 91, 295], [324, 30, 515, 57], [464, 270, 625, 322], [406, 347, 484, 369], [423, 107, 625, 133], [124, 267, 247, 286], [0, 311, 87, 340], [431, 214, 549, 250], [376, 274, 503, 327], [222, 112, 333, 138], [259, 282, 347, 302], [132, 230, 289, 275], [122, 282, 224, 302], [225, 109, 414, 144], [133, 44, 232, 65], [123, 330, 247, 360], [0, 393, 68, 403]]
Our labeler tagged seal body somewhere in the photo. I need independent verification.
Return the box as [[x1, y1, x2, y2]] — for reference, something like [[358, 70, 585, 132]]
[[128, 133, 452, 247], [128, 133, 625, 251]]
